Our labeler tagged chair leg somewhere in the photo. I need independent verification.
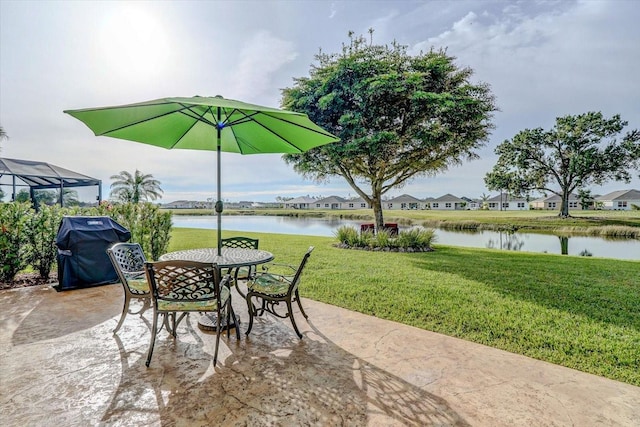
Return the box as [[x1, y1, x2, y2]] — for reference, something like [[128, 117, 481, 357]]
[[113, 294, 131, 333], [212, 308, 222, 366], [145, 310, 159, 367], [286, 300, 303, 339], [245, 295, 256, 336], [228, 303, 241, 340], [294, 290, 308, 319]]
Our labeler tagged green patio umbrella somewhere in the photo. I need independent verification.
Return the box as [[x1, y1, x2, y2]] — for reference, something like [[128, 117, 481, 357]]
[[64, 96, 339, 254]]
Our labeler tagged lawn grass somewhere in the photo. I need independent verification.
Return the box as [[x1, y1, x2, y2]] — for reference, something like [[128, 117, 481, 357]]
[[169, 228, 640, 386]]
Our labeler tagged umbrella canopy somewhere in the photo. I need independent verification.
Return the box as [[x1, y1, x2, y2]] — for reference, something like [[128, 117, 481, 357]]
[[64, 95, 339, 253]]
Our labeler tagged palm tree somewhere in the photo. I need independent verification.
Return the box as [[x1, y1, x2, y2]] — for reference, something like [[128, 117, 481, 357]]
[[0, 125, 7, 151], [480, 193, 490, 210], [109, 170, 163, 203]]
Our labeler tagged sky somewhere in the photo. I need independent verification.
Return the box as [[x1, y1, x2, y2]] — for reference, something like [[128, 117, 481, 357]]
[[1, 0, 639, 204]]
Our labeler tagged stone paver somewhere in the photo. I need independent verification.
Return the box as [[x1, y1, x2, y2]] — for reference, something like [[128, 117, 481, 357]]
[[1, 284, 638, 426]]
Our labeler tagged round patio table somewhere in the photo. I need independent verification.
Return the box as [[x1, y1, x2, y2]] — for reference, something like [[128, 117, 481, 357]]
[[159, 247, 274, 331]]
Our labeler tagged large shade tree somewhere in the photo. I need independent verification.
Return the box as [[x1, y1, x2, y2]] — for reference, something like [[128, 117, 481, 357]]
[[485, 112, 640, 217], [109, 170, 163, 203], [281, 32, 496, 229]]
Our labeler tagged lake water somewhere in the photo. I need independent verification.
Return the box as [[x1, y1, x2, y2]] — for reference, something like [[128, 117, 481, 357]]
[[172, 215, 640, 261]]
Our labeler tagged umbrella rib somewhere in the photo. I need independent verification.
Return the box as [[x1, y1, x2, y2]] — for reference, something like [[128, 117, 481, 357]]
[[95, 109, 177, 135], [225, 110, 337, 152], [163, 105, 220, 149], [176, 105, 217, 127], [90, 103, 216, 136]]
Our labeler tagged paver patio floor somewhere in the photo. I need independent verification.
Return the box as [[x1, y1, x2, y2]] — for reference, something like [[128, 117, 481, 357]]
[[1, 283, 638, 426]]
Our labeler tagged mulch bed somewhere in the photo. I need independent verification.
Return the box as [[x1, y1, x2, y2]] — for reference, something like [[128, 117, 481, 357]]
[[0, 273, 58, 291]]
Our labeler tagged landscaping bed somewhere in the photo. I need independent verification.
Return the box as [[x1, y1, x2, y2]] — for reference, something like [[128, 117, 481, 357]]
[[0, 272, 57, 291]]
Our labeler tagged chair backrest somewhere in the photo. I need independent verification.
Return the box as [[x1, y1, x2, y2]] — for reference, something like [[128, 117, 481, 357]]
[[221, 236, 259, 250], [107, 243, 147, 288], [289, 246, 314, 294], [144, 260, 224, 307]]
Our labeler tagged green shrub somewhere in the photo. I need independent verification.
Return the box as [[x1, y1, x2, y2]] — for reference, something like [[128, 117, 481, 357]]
[[108, 202, 172, 260], [395, 227, 437, 249], [334, 225, 436, 251], [25, 204, 64, 278], [358, 229, 375, 248], [0, 202, 32, 281], [373, 229, 392, 248], [149, 209, 173, 260], [334, 225, 359, 246], [0, 201, 173, 282]]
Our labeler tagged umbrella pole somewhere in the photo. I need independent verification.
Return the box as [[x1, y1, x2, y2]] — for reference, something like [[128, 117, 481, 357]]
[[216, 111, 223, 256]]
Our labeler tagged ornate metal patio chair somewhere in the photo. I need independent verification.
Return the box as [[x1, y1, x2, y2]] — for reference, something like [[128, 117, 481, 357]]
[[221, 236, 259, 297], [245, 246, 314, 339], [107, 242, 151, 333], [143, 260, 237, 367]]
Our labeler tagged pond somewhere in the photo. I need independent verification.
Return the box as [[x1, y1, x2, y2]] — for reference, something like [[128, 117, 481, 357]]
[[172, 215, 640, 261]]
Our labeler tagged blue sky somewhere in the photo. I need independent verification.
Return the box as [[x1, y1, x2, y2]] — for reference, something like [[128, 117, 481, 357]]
[[1, 0, 639, 203]]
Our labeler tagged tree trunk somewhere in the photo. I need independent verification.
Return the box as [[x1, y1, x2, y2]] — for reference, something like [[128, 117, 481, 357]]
[[560, 189, 570, 217], [559, 236, 569, 255], [372, 198, 385, 230]]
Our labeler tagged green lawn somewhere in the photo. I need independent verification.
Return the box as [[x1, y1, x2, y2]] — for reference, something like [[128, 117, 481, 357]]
[[169, 227, 640, 386]]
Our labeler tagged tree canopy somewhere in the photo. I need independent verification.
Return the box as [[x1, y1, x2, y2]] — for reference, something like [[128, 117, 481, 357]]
[[281, 32, 496, 228], [485, 112, 640, 217], [109, 170, 163, 204]]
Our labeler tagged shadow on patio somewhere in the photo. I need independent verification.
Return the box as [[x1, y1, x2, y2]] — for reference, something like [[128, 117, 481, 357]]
[[1, 284, 468, 426]]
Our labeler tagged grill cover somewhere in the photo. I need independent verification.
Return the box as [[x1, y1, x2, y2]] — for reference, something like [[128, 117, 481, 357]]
[[55, 216, 131, 290]]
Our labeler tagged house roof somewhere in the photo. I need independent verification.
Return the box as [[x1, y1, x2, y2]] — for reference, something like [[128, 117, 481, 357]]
[[287, 196, 316, 204], [433, 193, 465, 202], [315, 195, 347, 204], [346, 197, 368, 204], [487, 194, 528, 202], [0, 157, 101, 190], [531, 193, 579, 202], [387, 194, 423, 203], [596, 189, 640, 201]]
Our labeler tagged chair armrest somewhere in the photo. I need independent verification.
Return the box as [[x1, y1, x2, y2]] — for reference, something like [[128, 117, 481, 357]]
[[259, 263, 296, 275], [253, 271, 293, 284], [125, 271, 146, 280]]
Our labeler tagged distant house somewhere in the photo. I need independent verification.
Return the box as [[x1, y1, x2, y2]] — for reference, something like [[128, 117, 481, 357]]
[[383, 194, 423, 210], [237, 201, 254, 209], [284, 196, 316, 209], [161, 200, 204, 209], [422, 197, 436, 209], [530, 193, 579, 210], [486, 194, 529, 211], [461, 196, 480, 210], [314, 195, 347, 210], [596, 189, 640, 210], [430, 193, 466, 210], [344, 197, 370, 209]]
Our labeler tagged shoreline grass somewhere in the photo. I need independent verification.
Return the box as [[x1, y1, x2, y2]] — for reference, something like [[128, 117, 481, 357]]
[[169, 228, 640, 386], [163, 208, 640, 239]]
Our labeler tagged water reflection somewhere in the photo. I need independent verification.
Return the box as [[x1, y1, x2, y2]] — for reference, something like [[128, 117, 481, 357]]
[[486, 232, 525, 251], [171, 215, 639, 261], [481, 232, 597, 257]]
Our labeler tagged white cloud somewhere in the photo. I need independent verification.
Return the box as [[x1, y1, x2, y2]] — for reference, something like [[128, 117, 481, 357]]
[[227, 31, 298, 103], [1, 1, 638, 203]]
